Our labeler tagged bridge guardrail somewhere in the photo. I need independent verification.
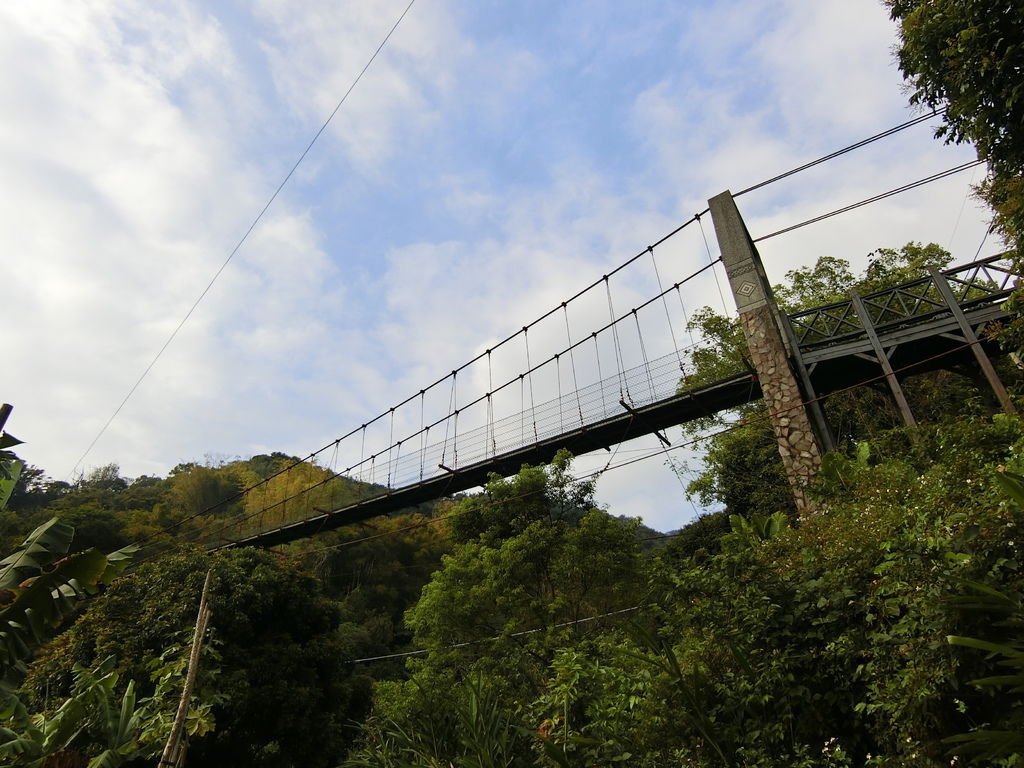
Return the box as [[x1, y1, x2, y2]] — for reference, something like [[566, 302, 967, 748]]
[[787, 253, 1019, 349]]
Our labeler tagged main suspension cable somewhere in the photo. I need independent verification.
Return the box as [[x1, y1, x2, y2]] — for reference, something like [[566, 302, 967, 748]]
[[753, 159, 985, 243], [734, 108, 947, 197]]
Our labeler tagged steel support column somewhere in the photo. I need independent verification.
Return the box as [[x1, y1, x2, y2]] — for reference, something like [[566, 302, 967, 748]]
[[928, 267, 1016, 415], [780, 312, 835, 452], [849, 288, 918, 428]]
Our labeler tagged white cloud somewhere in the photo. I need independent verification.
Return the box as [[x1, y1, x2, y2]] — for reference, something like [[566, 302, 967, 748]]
[[629, 0, 989, 276], [253, 0, 470, 176], [0, 2, 343, 477]]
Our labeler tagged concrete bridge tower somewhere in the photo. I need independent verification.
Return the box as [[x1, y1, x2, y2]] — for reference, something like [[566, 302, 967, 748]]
[[708, 191, 831, 515]]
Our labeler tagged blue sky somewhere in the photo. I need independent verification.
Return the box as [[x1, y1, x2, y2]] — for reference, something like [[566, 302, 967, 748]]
[[2, 1, 992, 531]]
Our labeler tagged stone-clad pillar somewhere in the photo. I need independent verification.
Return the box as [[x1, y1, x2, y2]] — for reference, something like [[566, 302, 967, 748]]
[[707, 191, 823, 515]]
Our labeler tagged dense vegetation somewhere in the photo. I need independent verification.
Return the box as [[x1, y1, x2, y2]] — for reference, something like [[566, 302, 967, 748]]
[[1, 5, 1023, 765]]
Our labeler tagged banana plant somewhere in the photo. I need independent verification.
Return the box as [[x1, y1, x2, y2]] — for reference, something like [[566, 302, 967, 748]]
[[0, 656, 151, 768], [0, 518, 135, 725], [0, 639, 220, 767], [0, 519, 135, 677], [0, 413, 24, 508]]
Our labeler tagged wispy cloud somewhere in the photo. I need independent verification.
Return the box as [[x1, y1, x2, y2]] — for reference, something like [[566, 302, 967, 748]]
[[253, 0, 469, 176]]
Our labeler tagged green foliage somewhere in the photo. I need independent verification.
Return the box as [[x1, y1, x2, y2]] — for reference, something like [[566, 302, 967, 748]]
[[887, 0, 1024, 181], [1, 645, 214, 768], [1, 656, 140, 767], [685, 413, 795, 520], [346, 674, 532, 768], [133, 639, 221, 754], [0, 448, 444, 763], [661, 509, 732, 561], [771, 243, 950, 312], [0, 419, 25, 527], [941, 470, 1024, 764], [24, 547, 367, 768], [407, 461, 646, 672], [0, 461, 22, 512], [818, 440, 872, 491], [0, 518, 134, 688], [226, 456, 374, 542], [721, 510, 789, 551], [354, 456, 651, 765], [859, 243, 953, 295], [168, 462, 243, 519], [679, 306, 751, 388], [887, 0, 1024, 259], [449, 450, 596, 544], [79, 465, 128, 493], [530, 636, 660, 767], [346, 415, 1024, 766], [0, 465, 172, 557], [288, 511, 451, 661], [650, 415, 1024, 765], [774, 255, 855, 310], [3, 464, 69, 515], [0, 514, 183, 768], [0, 428, 24, 485]]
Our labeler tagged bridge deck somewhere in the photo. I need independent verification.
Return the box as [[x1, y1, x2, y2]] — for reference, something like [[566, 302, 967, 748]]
[[222, 372, 760, 548]]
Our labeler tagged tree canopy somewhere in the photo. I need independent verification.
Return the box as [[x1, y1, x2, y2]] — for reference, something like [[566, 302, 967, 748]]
[[888, 0, 1024, 181]]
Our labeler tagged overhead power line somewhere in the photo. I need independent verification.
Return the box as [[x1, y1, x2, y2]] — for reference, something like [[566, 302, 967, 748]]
[[349, 604, 648, 664], [68, 0, 419, 480]]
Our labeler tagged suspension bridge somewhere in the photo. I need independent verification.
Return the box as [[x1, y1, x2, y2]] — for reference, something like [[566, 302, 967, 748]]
[[197, 204, 1017, 551], [83, 113, 1015, 555]]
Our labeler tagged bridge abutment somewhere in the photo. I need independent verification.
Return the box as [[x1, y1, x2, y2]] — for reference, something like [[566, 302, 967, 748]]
[[708, 191, 826, 515]]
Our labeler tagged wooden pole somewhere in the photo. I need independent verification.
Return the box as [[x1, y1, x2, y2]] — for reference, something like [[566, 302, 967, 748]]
[[159, 570, 213, 768]]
